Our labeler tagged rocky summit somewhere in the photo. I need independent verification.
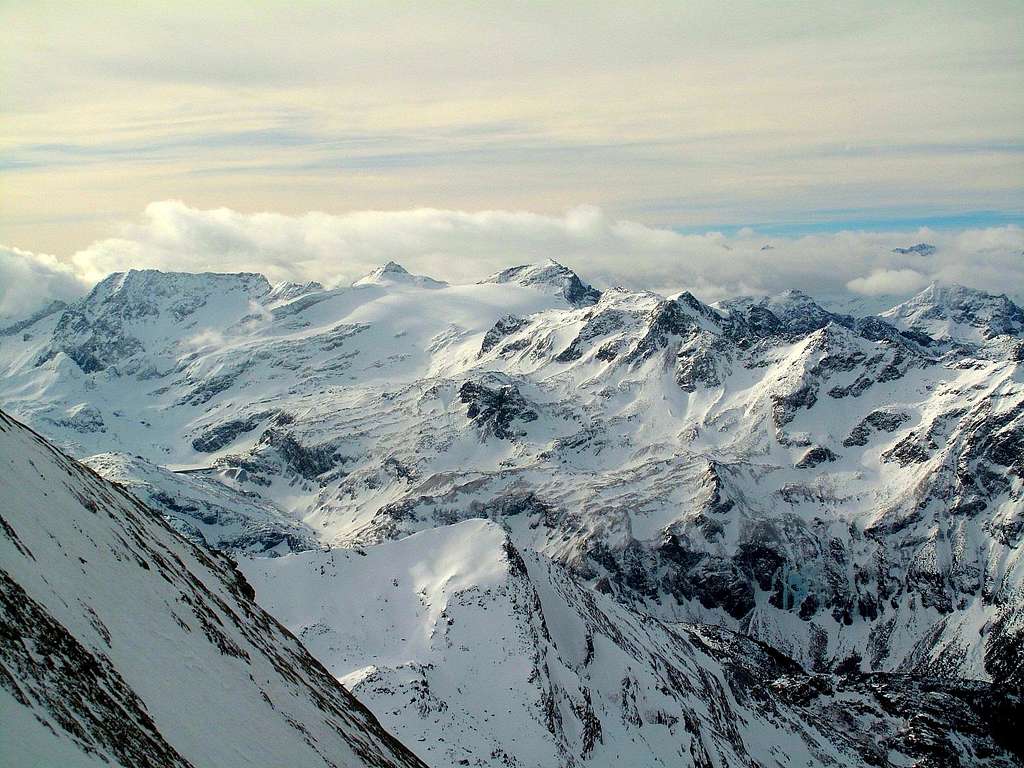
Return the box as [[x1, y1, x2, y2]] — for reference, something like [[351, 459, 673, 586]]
[[2, 262, 1022, 767]]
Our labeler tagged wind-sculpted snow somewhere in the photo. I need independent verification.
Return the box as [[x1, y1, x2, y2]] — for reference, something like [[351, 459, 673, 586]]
[[240, 519, 1022, 767], [0, 262, 1022, 696], [0, 410, 427, 768]]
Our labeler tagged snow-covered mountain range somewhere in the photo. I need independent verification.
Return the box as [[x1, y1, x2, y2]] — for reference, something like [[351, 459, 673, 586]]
[[2, 259, 1022, 766]]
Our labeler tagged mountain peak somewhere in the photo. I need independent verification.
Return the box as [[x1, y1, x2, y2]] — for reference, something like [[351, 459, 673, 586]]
[[482, 260, 600, 307], [355, 261, 411, 282], [898, 280, 1013, 310], [892, 242, 937, 257], [353, 262, 445, 288], [264, 279, 324, 304], [882, 281, 1024, 343], [749, 288, 839, 335], [37, 269, 275, 375], [918, 280, 994, 301], [379, 260, 410, 274], [93, 268, 271, 297], [769, 288, 816, 304]]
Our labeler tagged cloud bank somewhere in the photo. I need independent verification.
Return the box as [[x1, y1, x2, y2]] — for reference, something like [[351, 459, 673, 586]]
[[2, 201, 1022, 318], [846, 269, 931, 296], [0, 245, 92, 319]]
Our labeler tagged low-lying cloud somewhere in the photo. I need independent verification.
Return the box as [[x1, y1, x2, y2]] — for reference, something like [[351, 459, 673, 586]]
[[846, 269, 931, 296], [2, 200, 1022, 319], [0, 245, 92, 319]]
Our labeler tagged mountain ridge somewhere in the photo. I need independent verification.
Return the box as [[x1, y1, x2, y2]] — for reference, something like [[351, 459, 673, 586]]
[[2, 263, 1022, 765], [0, 408, 428, 768]]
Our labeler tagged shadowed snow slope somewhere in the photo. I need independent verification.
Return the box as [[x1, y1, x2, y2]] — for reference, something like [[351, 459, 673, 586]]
[[0, 409, 426, 768]]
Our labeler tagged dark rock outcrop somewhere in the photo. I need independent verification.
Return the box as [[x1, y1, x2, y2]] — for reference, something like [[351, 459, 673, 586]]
[[459, 378, 538, 440]]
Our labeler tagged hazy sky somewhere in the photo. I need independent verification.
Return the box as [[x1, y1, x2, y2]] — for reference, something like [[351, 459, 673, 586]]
[[3, 1, 1021, 248], [0, 1, 1021, 314]]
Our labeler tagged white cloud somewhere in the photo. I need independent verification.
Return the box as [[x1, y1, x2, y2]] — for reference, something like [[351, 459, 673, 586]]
[[847, 269, 931, 296], [0, 245, 91, 319], [186, 328, 227, 351], [2, 201, 1023, 319]]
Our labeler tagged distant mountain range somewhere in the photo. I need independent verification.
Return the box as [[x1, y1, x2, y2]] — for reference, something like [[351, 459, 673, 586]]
[[2, 260, 1022, 766]]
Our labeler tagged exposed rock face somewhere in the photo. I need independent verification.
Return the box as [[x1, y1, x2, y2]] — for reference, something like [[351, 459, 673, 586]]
[[254, 428, 344, 478], [480, 314, 530, 354], [555, 309, 629, 362], [214, 428, 347, 487], [843, 409, 911, 446], [796, 445, 838, 468], [459, 376, 538, 439], [0, 409, 426, 768], [191, 410, 279, 452], [892, 242, 938, 256]]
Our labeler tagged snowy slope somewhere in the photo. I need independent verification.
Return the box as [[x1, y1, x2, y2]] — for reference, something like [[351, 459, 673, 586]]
[[1, 265, 1022, 688], [81, 451, 320, 555], [240, 519, 1021, 768], [0, 409, 426, 768]]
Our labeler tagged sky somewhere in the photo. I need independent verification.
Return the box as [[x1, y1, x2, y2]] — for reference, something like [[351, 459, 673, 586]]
[[1, 1, 1022, 314]]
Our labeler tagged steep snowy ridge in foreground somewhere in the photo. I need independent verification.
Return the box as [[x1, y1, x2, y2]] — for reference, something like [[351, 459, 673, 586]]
[[0, 409, 426, 768], [241, 519, 1022, 767]]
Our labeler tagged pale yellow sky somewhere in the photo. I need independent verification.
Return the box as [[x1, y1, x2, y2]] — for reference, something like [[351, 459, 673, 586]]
[[1, 0, 1022, 256]]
